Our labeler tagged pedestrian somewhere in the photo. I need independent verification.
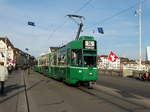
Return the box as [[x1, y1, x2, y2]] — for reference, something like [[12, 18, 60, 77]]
[[8, 65, 12, 74], [141, 71, 150, 81], [0, 62, 8, 95]]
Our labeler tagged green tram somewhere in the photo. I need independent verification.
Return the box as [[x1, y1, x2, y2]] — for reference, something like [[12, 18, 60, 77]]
[[34, 36, 98, 88]]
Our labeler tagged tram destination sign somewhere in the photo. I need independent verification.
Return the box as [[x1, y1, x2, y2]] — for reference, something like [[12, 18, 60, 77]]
[[83, 40, 96, 49]]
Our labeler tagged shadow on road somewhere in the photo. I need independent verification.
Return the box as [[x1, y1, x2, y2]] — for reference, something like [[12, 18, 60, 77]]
[[0, 76, 44, 105], [4, 84, 25, 94], [116, 90, 139, 98]]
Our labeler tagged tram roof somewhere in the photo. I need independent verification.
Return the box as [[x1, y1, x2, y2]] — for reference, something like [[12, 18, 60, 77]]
[[67, 36, 95, 49], [79, 36, 94, 40]]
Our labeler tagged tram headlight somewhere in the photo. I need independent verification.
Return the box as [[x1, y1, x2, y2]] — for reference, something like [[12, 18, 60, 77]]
[[78, 70, 82, 73], [89, 72, 93, 75]]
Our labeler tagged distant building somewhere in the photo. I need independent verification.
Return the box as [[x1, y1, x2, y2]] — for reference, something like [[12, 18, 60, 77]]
[[146, 46, 150, 61], [97, 55, 149, 71], [14, 48, 28, 67], [97, 55, 120, 70], [49, 47, 60, 53]]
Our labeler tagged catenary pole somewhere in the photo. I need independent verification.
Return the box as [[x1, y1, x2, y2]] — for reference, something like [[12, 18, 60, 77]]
[[139, 0, 142, 69]]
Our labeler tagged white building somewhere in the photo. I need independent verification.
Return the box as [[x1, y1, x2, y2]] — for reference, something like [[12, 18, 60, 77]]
[[146, 46, 150, 61], [97, 55, 120, 70], [123, 62, 149, 71], [49, 47, 60, 53], [0, 37, 15, 67], [97, 55, 149, 71]]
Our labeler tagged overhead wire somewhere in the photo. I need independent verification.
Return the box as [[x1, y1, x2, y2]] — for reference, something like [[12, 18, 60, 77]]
[[48, 0, 94, 39], [48, 0, 149, 40], [84, 0, 148, 31], [74, 0, 94, 13], [49, 19, 68, 38]]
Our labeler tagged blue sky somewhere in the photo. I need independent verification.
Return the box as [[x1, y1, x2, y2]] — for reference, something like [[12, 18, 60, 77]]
[[0, 0, 150, 60]]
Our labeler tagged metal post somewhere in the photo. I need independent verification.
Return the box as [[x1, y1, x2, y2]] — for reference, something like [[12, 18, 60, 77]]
[[139, 0, 142, 69]]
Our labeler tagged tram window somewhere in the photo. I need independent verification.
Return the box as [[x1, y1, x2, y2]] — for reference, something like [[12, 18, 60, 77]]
[[43, 66, 49, 71], [71, 49, 82, 66], [54, 55, 57, 65], [58, 54, 66, 66], [71, 50, 77, 66], [84, 56, 96, 67]]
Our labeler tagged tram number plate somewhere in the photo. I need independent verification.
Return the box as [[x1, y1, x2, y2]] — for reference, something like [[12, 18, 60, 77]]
[[84, 41, 95, 49]]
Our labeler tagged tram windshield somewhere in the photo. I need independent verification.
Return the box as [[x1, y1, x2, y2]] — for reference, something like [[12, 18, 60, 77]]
[[84, 56, 96, 67], [71, 49, 96, 67]]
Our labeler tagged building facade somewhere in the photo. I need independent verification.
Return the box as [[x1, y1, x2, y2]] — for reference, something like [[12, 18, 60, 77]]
[[97, 55, 149, 71], [0, 37, 15, 67], [0, 37, 34, 69], [97, 55, 120, 70]]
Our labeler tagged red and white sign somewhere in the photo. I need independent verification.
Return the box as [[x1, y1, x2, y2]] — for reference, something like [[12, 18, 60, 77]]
[[107, 51, 118, 62]]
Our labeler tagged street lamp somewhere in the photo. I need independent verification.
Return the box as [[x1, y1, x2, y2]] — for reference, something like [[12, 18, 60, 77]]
[[135, 0, 142, 70]]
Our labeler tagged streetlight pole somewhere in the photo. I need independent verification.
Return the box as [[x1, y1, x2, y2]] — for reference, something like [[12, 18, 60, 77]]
[[139, 0, 142, 69], [136, 0, 142, 69]]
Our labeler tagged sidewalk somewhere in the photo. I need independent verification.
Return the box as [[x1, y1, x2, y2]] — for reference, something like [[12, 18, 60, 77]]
[[0, 70, 28, 112], [0, 69, 75, 112]]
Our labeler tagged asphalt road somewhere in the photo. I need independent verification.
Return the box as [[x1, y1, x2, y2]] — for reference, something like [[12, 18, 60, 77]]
[[0, 70, 150, 112], [25, 71, 119, 112], [97, 75, 150, 98], [25, 71, 150, 112]]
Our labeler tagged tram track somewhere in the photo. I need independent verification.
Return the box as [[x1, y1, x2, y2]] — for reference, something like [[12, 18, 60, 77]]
[[34, 72, 150, 112], [77, 85, 150, 112], [22, 72, 30, 112], [15, 71, 21, 112]]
